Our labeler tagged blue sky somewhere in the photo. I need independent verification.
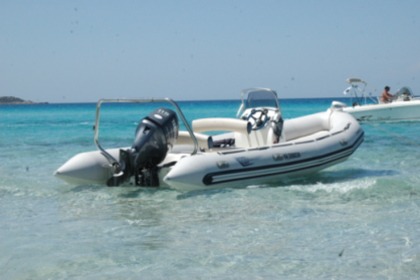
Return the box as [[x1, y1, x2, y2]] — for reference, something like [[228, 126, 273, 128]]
[[1, 0, 420, 103]]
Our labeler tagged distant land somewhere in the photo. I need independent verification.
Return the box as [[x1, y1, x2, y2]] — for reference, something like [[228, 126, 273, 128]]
[[0, 96, 47, 104]]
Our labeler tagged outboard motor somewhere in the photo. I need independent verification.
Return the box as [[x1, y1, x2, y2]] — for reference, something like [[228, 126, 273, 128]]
[[107, 108, 178, 187]]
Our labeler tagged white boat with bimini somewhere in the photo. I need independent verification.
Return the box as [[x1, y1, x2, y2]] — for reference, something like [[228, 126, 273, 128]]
[[54, 88, 364, 192], [332, 78, 420, 122]]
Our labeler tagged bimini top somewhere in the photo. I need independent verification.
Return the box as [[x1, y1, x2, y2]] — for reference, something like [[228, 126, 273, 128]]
[[346, 78, 367, 85], [236, 88, 280, 117]]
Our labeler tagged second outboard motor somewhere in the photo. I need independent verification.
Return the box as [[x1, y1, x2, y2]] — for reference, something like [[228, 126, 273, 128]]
[[107, 108, 178, 187]]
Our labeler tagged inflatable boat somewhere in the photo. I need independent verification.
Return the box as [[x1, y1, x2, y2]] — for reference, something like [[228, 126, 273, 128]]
[[55, 88, 364, 192]]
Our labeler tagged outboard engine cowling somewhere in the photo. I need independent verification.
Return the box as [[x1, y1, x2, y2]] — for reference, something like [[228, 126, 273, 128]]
[[107, 108, 178, 187]]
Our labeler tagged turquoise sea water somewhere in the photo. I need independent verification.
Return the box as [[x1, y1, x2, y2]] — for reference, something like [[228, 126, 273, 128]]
[[1, 98, 420, 279]]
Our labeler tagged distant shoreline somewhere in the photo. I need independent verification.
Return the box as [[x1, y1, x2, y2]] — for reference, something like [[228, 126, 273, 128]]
[[0, 96, 48, 104], [0, 96, 351, 105]]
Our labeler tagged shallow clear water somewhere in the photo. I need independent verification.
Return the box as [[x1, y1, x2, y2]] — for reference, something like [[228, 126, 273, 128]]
[[1, 99, 420, 279]]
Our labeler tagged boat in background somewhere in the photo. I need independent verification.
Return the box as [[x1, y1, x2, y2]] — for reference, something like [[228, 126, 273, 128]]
[[332, 78, 420, 122], [55, 88, 364, 192]]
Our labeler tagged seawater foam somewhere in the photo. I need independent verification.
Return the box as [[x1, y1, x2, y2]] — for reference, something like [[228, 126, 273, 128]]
[[288, 178, 376, 194]]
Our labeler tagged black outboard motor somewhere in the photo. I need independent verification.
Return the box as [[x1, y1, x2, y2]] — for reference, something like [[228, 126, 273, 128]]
[[107, 108, 178, 187]]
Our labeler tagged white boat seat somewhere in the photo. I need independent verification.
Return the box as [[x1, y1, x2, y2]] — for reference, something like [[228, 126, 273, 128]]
[[177, 131, 213, 150], [192, 118, 252, 148], [192, 118, 251, 134]]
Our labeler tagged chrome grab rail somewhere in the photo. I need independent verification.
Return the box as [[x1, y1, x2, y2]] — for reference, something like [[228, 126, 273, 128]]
[[93, 98, 198, 173]]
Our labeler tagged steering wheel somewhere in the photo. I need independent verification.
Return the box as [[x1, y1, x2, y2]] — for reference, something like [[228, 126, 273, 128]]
[[246, 109, 269, 130]]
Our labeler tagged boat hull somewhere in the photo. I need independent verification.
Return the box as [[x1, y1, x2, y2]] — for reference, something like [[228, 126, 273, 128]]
[[164, 120, 364, 191], [342, 100, 420, 121]]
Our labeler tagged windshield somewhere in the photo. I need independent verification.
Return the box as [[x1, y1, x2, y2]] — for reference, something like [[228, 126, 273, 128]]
[[242, 88, 279, 110], [236, 88, 280, 118]]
